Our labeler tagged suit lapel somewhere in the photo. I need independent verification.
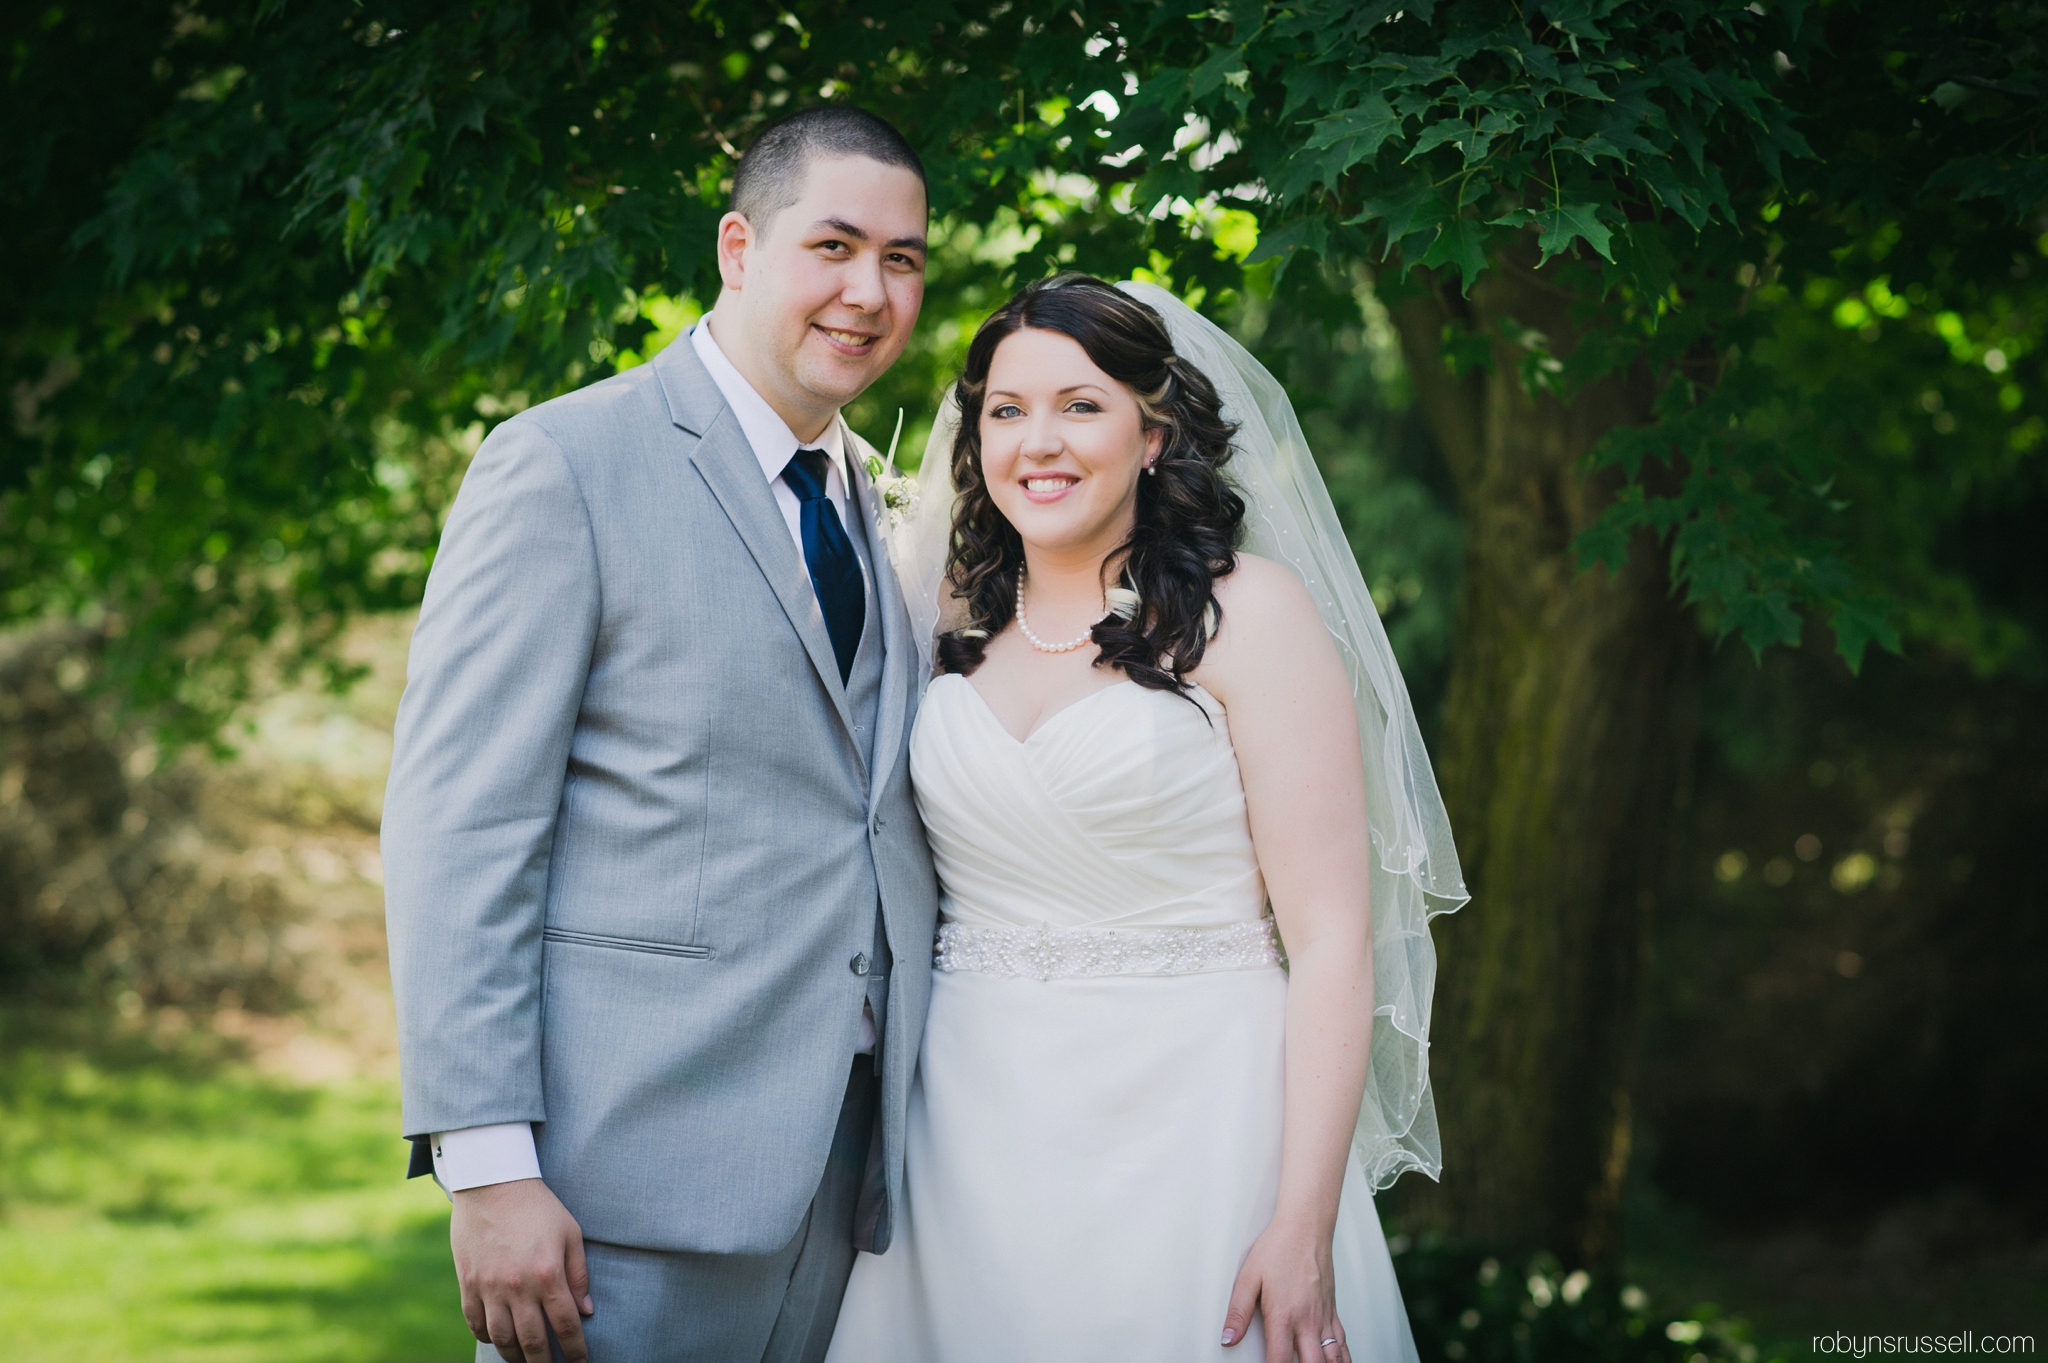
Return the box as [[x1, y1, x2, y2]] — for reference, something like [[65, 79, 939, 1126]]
[[658, 339, 859, 739], [845, 422, 915, 807]]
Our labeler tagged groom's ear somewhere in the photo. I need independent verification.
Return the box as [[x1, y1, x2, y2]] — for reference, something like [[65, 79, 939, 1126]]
[[715, 211, 755, 293]]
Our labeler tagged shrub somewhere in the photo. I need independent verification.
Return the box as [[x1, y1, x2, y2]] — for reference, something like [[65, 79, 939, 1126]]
[[1393, 1236, 1776, 1363]]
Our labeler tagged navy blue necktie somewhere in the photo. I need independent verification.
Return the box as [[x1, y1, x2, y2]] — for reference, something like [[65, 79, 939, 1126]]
[[781, 448, 865, 685]]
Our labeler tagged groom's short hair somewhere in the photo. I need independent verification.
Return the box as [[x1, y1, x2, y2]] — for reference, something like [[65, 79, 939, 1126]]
[[730, 105, 926, 232]]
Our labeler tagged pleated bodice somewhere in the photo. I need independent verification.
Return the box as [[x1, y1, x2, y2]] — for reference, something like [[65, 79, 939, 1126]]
[[910, 673, 1267, 933]]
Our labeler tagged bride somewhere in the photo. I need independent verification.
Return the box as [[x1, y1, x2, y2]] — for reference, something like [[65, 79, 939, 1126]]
[[825, 275, 1465, 1362]]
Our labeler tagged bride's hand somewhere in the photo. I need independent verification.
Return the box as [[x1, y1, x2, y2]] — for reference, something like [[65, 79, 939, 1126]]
[[1221, 1216, 1350, 1363]]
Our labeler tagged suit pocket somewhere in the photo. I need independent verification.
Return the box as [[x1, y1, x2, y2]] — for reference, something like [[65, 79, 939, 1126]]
[[541, 927, 712, 959]]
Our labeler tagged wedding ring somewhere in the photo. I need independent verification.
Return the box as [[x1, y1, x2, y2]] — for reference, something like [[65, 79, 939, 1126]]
[[1321, 1341, 1340, 1350]]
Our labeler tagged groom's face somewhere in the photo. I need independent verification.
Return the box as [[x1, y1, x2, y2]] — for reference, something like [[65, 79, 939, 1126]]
[[714, 154, 928, 434]]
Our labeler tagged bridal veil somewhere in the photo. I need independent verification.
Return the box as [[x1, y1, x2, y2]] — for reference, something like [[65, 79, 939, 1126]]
[[888, 278, 1468, 1190]]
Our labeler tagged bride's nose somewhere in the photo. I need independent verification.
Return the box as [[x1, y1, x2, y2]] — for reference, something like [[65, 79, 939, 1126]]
[[1018, 418, 1064, 462]]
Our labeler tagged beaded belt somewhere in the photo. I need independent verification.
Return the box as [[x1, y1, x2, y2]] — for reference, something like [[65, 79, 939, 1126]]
[[933, 918, 1282, 980]]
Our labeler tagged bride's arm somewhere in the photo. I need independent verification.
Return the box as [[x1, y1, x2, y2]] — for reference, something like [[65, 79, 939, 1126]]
[[1196, 554, 1375, 1363]]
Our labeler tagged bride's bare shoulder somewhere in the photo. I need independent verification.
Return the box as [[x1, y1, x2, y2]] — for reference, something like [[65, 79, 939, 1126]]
[[1211, 553, 1320, 626], [1196, 552, 1351, 716], [1196, 553, 1345, 702]]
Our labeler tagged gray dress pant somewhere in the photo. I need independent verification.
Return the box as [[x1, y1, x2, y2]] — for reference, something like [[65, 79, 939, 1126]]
[[481, 1059, 879, 1363]]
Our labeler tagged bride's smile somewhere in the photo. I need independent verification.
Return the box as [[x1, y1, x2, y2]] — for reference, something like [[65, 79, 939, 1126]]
[[1019, 473, 1078, 499]]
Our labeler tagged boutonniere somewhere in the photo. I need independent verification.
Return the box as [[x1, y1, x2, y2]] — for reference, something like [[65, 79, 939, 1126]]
[[864, 407, 918, 529]]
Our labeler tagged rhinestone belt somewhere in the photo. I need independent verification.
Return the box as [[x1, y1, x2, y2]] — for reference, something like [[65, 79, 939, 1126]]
[[933, 918, 1282, 980]]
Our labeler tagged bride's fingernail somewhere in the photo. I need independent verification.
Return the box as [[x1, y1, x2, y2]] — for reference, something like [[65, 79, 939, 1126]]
[[1221, 1328, 1237, 1345]]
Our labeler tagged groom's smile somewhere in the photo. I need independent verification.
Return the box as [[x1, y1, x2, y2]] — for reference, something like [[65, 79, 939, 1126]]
[[815, 323, 881, 355]]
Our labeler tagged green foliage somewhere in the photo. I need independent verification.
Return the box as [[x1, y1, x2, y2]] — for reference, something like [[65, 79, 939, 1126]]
[[1115, 0, 1805, 278], [1395, 1238, 1778, 1363], [5, 3, 495, 741], [7, 0, 2045, 736], [2, 1, 1211, 739], [1094, 0, 2048, 672]]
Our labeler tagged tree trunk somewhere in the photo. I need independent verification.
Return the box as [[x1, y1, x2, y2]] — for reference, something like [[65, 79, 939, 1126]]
[[1385, 254, 1701, 1265]]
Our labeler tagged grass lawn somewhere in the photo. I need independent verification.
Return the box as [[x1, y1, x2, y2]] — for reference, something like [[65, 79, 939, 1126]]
[[0, 1027, 471, 1362], [4, 1006, 2033, 1363]]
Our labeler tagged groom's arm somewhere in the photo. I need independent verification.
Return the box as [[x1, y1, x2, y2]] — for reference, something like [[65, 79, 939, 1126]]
[[385, 411, 596, 1149], [383, 413, 599, 1361]]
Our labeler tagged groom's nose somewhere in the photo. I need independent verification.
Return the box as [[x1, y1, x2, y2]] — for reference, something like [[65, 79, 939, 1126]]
[[836, 253, 889, 316]]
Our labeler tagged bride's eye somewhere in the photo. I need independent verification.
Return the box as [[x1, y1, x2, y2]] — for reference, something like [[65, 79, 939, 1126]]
[[1065, 400, 1102, 414], [990, 403, 1024, 419]]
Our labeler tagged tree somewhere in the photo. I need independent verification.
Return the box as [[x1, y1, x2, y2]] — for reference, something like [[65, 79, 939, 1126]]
[[1086, 0, 2048, 1262], [2, 0, 1197, 740], [7, 0, 2043, 1262]]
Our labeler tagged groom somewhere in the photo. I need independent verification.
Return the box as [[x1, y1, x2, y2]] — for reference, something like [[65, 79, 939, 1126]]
[[382, 105, 939, 1363]]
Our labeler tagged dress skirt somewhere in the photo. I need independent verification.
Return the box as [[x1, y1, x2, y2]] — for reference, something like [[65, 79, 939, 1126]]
[[825, 964, 1421, 1362]]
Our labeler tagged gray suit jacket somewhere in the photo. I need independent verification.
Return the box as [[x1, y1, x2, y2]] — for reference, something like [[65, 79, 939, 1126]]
[[382, 335, 939, 1255]]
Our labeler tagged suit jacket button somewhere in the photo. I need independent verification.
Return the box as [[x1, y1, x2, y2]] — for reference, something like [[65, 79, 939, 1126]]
[[871, 815, 885, 834], [850, 953, 871, 977]]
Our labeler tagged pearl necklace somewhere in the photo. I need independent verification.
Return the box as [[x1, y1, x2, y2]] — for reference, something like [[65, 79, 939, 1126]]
[[1015, 577, 1105, 654]]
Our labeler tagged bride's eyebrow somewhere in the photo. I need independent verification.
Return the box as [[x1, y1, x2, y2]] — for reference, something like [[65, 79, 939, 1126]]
[[986, 384, 1110, 399]]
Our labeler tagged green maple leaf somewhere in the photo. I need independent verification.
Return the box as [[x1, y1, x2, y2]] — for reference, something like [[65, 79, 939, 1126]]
[[1637, 158, 1712, 231], [1404, 119, 1475, 162], [1302, 95, 1406, 165], [1243, 217, 1330, 268], [1189, 46, 1245, 100], [1535, 201, 1614, 265], [1350, 176, 1444, 239], [1829, 597, 1901, 674], [1421, 215, 1490, 294], [1570, 519, 1633, 575], [1725, 591, 1805, 658]]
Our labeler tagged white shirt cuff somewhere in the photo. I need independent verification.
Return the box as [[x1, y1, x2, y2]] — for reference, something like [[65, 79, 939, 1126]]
[[431, 1123, 542, 1193]]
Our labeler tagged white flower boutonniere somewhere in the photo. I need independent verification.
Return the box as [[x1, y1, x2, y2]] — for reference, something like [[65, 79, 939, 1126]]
[[865, 408, 918, 529]]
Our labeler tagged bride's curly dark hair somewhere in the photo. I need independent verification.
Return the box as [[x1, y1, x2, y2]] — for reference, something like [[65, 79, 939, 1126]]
[[935, 273, 1245, 695]]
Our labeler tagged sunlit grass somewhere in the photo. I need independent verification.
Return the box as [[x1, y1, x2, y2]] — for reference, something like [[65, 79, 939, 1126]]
[[0, 1030, 469, 1363]]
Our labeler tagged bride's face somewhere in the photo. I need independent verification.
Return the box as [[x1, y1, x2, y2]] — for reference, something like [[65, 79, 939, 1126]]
[[978, 327, 1164, 559]]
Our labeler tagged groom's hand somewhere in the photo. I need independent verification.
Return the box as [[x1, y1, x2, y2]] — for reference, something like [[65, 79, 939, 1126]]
[[452, 1177, 595, 1362]]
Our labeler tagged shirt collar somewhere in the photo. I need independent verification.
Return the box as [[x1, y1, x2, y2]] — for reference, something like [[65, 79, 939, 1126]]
[[691, 316, 849, 490]]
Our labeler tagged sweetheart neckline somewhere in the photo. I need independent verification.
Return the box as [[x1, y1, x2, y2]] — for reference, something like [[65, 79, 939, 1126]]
[[939, 673, 1139, 745], [934, 672, 1223, 746]]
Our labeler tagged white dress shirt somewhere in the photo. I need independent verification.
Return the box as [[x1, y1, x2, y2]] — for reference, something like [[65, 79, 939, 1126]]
[[431, 316, 876, 1194]]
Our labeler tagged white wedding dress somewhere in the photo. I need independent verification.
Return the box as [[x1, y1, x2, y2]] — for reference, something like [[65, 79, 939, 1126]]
[[825, 671, 1423, 1362]]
